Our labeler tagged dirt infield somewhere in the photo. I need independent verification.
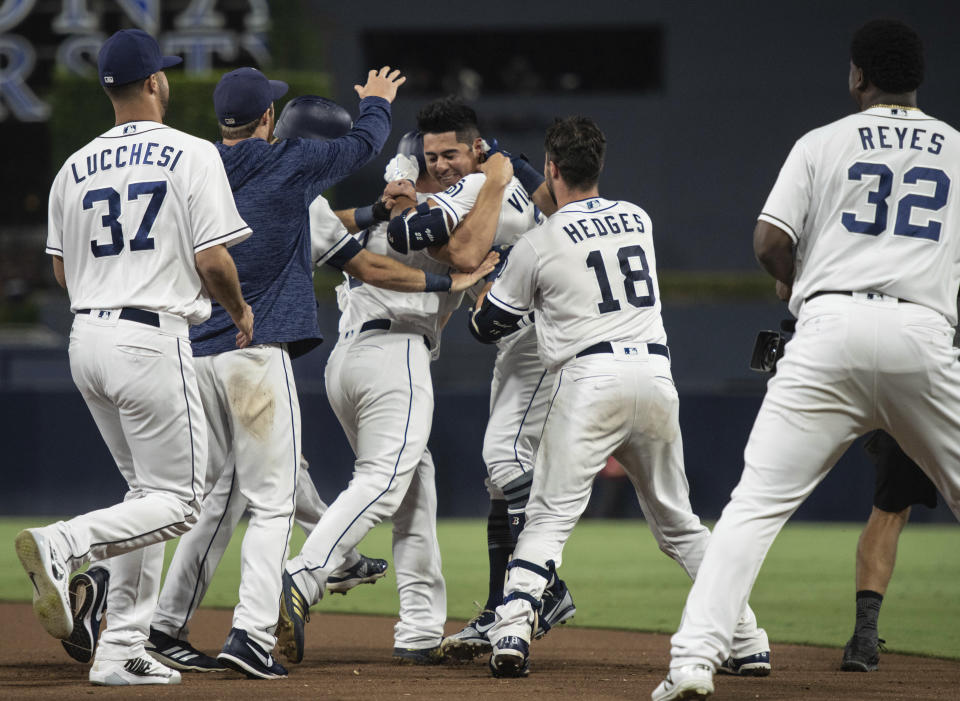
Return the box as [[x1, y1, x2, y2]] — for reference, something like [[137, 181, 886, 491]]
[[1, 603, 957, 700]]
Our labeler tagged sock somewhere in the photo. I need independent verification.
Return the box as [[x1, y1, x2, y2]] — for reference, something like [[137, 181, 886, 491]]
[[853, 590, 883, 641], [485, 499, 513, 610], [503, 473, 533, 542]]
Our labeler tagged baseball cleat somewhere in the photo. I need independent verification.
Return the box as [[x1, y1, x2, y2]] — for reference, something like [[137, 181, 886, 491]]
[[277, 571, 308, 663], [717, 650, 770, 676], [651, 664, 714, 701], [89, 655, 181, 686], [535, 576, 576, 639], [488, 635, 530, 678], [217, 627, 288, 679], [146, 627, 225, 672], [61, 566, 110, 663], [440, 608, 496, 661], [841, 635, 883, 672], [15, 528, 73, 640], [326, 554, 389, 594], [392, 645, 445, 665]]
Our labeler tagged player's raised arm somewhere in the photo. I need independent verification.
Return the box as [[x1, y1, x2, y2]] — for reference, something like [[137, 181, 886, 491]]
[[195, 245, 253, 347]]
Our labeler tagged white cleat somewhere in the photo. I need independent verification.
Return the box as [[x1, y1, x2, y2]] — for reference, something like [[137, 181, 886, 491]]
[[15, 528, 73, 639], [651, 664, 714, 701], [90, 656, 182, 686]]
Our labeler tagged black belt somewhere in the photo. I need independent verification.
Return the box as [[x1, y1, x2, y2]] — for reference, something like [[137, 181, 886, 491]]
[[358, 318, 432, 351], [805, 290, 909, 304], [576, 341, 669, 359], [76, 307, 160, 327]]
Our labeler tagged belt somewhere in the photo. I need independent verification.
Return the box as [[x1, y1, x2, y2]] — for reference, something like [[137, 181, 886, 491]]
[[805, 290, 910, 304], [356, 318, 433, 351], [76, 307, 160, 327], [576, 341, 670, 359]]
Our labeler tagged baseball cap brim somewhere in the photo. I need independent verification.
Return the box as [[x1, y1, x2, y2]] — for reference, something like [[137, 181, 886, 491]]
[[160, 56, 183, 70], [269, 79, 289, 100]]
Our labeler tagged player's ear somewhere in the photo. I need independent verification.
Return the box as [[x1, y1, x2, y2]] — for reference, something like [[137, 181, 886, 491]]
[[472, 137, 485, 160]]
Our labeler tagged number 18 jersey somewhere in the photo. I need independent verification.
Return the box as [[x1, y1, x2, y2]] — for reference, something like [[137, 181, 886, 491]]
[[46, 120, 251, 324], [759, 106, 960, 324], [487, 197, 666, 372]]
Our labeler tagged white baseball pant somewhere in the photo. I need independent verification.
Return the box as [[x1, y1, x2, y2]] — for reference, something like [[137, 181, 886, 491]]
[[483, 325, 557, 496], [152, 455, 363, 640], [490, 347, 767, 657], [670, 294, 960, 671], [50, 312, 206, 661], [286, 330, 446, 649], [182, 344, 300, 652]]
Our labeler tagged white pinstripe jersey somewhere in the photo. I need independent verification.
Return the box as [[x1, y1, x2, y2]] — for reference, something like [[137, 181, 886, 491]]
[[760, 106, 960, 324], [46, 121, 251, 324]]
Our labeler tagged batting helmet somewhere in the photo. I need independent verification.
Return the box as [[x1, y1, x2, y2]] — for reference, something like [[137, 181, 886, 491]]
[[397, 130, 427, 173], [273, 95, 353, 141]]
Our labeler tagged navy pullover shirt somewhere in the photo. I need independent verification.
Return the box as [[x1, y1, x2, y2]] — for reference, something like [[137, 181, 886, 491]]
[[190, 95, 391, 358]]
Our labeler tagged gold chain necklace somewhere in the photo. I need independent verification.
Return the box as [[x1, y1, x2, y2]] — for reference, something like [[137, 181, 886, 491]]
[[872, 103, 919, 111]]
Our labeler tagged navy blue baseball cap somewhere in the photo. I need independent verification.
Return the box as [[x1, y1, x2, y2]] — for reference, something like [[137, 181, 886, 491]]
[[98, 29, 182, 87], [214, 67, 289, 126]]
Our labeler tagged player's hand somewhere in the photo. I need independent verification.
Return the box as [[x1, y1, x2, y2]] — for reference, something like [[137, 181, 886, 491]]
[[775, 280, 792, 301], [384, 153, 419, 184], [384, 179, 417, 202], [450, 250, 499, 292], [233, 303, 254, 348], [479, 152, 513, 187], [355, 66, 406, 103]]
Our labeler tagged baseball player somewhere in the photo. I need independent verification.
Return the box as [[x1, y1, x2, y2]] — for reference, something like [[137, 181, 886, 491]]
[[841, 430, 938, 671], [277, 132, 500, 665], [16, 29, 252, 687], [470, 116, 768, 680], [144, 95, 398, 675], [383, 98, 578, 660], [654, 20, 960, 700], [122, 65, 422, 680]]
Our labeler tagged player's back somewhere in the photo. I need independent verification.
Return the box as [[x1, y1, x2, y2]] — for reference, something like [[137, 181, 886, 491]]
[[336, 193, 462, 356], [764, 106, 960, 323], [49, 121, 236, 324], [516, 196, 667, 371]]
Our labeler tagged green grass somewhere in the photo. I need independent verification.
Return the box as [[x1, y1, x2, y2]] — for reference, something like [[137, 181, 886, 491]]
[[2, 518, 957, 658]]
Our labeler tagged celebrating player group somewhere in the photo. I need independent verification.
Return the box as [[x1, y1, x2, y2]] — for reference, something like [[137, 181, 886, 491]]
[[13, 17, 960, 700]]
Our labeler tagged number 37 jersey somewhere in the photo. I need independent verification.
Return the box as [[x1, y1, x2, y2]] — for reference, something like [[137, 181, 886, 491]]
[[760, 106, 960, 324], [46, 121, 251, 324], [487, 197, 666, 372]]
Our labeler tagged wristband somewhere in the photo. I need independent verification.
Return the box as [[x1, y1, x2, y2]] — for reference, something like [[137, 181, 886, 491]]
[[354, 204, 377, 230], [511, 155, 544, 195], [424, 272, 452, 292]]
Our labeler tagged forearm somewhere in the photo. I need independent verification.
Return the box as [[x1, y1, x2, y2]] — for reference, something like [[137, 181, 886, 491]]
[[196, 247, 246, 320], [446, 180, 509, 270], [531, 182, 557, 216], [344, 251, 450, 293], [335, 208, 360, 234], [753, 221, 795, 285]]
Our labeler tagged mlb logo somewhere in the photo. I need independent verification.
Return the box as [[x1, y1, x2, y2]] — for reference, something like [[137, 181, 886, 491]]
[[587, 199, 599, 209], [97, 310, 113, 320], [624, 346, 639, 355], [103, 75, 114, 84], [224, 117, 235, 125], [123, 124, 137, 134]]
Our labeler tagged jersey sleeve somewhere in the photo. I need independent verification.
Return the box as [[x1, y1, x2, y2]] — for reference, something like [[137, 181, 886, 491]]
[[309, 194, 362, 269], [429, 173, 485, 230], [487, 236, 537, 315], [191, 141, 253, 252], [45, 167, 66, 256], [757, 139, 813, 244]]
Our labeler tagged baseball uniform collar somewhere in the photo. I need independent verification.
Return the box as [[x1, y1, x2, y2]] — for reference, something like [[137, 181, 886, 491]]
[[100, 121, 168, 138], [862, 105, 930, 119]]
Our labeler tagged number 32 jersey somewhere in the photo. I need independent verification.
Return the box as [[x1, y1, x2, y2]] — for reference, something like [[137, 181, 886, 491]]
[[46, 120, 251, 324], [760, 106, 960, 324], [487, 197, 666, 372]]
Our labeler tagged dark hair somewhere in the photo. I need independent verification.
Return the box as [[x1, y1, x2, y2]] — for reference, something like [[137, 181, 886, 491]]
[[416, 96, 480, 144], [103, 78, 147, 102], [851, 19, 924, 93], [544, 116, 606, 190]]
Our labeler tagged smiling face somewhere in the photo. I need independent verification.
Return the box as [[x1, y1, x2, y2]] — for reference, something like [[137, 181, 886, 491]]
[[422, 131, 481, 188]]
